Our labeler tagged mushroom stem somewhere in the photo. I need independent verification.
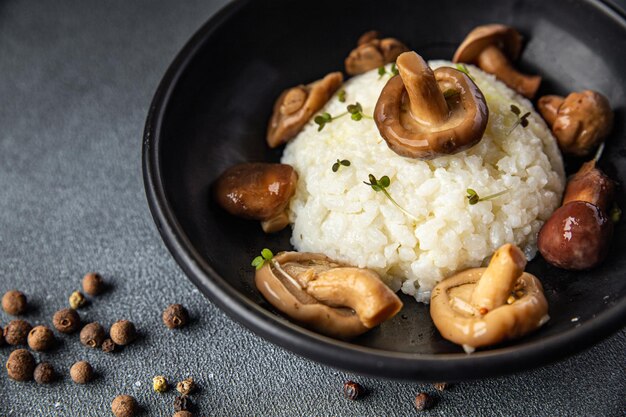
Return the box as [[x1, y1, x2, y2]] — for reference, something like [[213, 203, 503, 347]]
[[470, 243, 526, 312], [476, 45, 541, 99], [396, 52, 449, 126]]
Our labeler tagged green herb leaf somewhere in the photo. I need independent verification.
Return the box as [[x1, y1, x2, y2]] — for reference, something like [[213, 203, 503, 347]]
[[390, 63, 399, 76], [467, 188, 508, 205], [340, 159, 351, 166], [261, 248, 273, 260], [507, 107, 531, 135], [364, 174, 418, 221], [351, 113, 362, 121], [378, 66, 386, 78], [251, 256, 264, 270], [332, 162, 340, 172], [510, 104, 521, 115], [337, 89, 346, 103], [379, 175, 390, 188]]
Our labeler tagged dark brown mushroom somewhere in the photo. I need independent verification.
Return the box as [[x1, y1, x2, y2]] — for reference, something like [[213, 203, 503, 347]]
[[453, 24, 541, 99], [267, 72, 343, 148], [255, 252, 403, 339], [345, 31, 409, 75], [213, 163, 297, 233], [374, 51, 489, 159], [537, 90, 613, 156]]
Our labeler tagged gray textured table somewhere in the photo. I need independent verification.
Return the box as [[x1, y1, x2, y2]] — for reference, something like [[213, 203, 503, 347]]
[[0, 1, 624, 416]]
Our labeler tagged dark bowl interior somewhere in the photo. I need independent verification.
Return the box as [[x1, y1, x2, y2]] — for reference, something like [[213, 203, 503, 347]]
[[143, 0, 626, 380]]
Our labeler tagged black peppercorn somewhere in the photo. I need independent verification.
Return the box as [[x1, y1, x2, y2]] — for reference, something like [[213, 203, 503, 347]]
[[80, 322, 106, 348], [28, 325, 55, 351], [6, 348, 36, 381], [2, 290, 27, 315], [82, 272, 105, 296], [343, 380, 365, 400], [102, 338, 117, 353], [174, 395, 192, 412], [34, 362, 56, 384], [163, 304, 189, 329], [4, 319, 32, 345], [52, 308, 81, 334], [414, 392, 434, 411], [110, 320, 137, 346]]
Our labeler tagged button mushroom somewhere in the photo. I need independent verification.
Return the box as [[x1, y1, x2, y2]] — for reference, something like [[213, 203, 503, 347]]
[[537, 90, 613, 156], [255, 251, 403, 339], [267, 72, 343, 148], [538, 156, 615, 270], [374, 51, 489, 160], [344, 31, 409, 76], [213, 163, 297, 233], [430, 244, 549, 352], [453, 24, 541, 99]]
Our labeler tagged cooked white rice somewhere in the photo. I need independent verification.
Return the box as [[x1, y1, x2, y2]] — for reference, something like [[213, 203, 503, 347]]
[[281, 61, 565, 303]]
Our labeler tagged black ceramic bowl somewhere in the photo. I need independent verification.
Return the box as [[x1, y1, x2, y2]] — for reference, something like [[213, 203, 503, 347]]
[[143, 0, 626, 380]]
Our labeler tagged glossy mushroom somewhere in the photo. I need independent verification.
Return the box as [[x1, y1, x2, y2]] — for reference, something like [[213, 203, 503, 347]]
[[267, 72, 343, 148], [537, 90, 613, 156], [213, 163, 297, 233], [430, 244, 549, 352], [344, 31, 409, 75], [255, 252, 403, 339], [374, 51, 489, 159], [453, 24, 541, 98]]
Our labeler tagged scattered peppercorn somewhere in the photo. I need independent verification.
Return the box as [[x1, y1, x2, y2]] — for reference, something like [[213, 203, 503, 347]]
[[153, 375, 168, 393], [163, 304, 189, 329], [27, 325, 55, 351], [174, 395, 191, 412], [80, 322, 106, 348], [111, 395, 138, 417], [82, 272, 105, 296], [6, 349, 35, 381], [414, 392, 435, 411], [176, 377, 196, 396], [34, 362, 56, 384], [2, 290, 27, 315], [110, 319, 137, 346], [4, 319, 33, 345], [173, 411, 194, 417], [69, 291, 86, 310], [433, 382, 448, 392], [52, 308, 81, 334], [102, 338, 117, 353], [343, 380, 365, 400], [70, 361, 94, 384]]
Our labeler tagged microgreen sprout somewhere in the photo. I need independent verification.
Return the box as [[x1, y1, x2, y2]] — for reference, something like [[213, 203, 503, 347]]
[[455, 63, 474, 80], [251, 248, 274, 270], [364, 174, 418, 221], [466, 188, 509, 205], [378, 63, 399, 79], [314, 111, 346, 131], [332, 159, 351, 172], [347, 102, 372, 121], [507, 104, 531, 135], [610, 203, 621, 223], [315, 102, 371, 131], [337, 88, 346, 103]]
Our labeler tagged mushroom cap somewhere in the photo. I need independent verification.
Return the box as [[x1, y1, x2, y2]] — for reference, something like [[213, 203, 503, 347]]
[[453, 24, 522, 64], [374, 52, 489, 159], [430, 268, 549, 349], [267, 72, 343, 148], [345, 32, 409, 76]]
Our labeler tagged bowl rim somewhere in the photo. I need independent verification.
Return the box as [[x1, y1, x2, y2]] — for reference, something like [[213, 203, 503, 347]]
[[142, 0, 626, 380]]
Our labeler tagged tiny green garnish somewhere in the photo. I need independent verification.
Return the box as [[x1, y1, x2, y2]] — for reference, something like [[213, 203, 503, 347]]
[[314, 111, 345, 131], [337, 88, 346, 103], [364, 174, 418, 221], [332, 159, 351, 172], [466, 188, 509, 205], [455, 63, 474, 80], [507, 104, 531, 135], [315, 102, 371, 131], [610, 204, 621, 223], [251, 248, 274, 270], [346, 102, 372, 121], [378, 63, 399, 79]]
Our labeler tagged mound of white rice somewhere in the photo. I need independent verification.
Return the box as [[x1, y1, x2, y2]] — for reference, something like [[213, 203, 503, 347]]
[[281, 61, 565, 303]]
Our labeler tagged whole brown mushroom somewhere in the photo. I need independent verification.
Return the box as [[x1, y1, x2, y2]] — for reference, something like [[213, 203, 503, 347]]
[[267, 72, 343, 148], [214, 162, 298, 233], [374, 51, 488, 159], [344, 31, 409, 75], [453, 24, 541, 98], [538, 90, 613, 156]]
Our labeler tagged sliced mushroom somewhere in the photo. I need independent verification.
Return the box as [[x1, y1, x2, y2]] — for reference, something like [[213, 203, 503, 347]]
[[430, 244, 548, 352], [267, 72, 343, 148], [453, 24, 541, 98], [374, 51, 488, 159], [345, 31, 409, 75], [255, 252, 403, 339], [213, 163, 297, 233], [537, 90, 613, 156]]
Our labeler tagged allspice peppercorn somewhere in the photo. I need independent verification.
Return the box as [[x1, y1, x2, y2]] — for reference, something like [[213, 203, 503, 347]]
[[162, 304, 189, 329], [34, 362, 56, 384], [343, 380, 365, 400], [176, 377, 196, 396], [110, 320, 137, 346], [82, 272, 105, 296], [27, 325, 55, 351], [102, 338, 117, 353], [52, 308, 81, 334], [414, 392, 435, 411], [4, 319, 32, 345], [69, 291, 86, 310], [6, 349, 35, 381], [173, 412, 194, 417], [111, 394, 138, 417], [80, 322, 106, 348], [70, 361, 94, 384], [2, 290, 27, 315], [153, 375, 168, 393]]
